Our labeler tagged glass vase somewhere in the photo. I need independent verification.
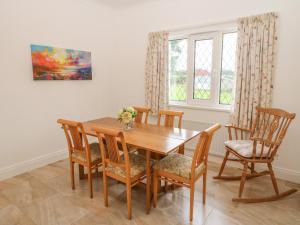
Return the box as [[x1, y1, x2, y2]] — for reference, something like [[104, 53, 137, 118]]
[[123, 120, 133, 130]]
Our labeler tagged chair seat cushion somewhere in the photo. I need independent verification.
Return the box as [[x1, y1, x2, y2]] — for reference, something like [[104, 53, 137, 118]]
[[72, 142, 101, 162], [153, 153, 204, 179], [225, 140, 269, 158], [106, 153, 151, 178]]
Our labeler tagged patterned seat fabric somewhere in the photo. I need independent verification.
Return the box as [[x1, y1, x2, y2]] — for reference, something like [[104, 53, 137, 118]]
[[72, 142, 101, 162], [106, 153, 151, 178], [154, 153, 204, 179], [225, 140, 270, 158]]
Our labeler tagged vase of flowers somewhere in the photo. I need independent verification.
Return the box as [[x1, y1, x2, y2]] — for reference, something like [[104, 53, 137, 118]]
[[117, 107, 137, 130]]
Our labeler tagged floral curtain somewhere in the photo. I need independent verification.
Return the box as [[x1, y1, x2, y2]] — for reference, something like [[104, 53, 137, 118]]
[[145, 31, 169, 114], [231, 12, 278, 128]]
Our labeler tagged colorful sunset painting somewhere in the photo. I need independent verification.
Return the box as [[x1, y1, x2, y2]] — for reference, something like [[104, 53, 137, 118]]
[[31, 44, 92, 80]]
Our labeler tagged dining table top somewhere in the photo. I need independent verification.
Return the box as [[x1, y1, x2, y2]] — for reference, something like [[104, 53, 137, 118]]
[[82, 117, 201, 155]]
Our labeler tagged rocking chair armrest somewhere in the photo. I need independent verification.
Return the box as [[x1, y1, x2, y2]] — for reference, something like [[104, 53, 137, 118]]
[[225, 124, 252, 140], [225, 124, 252, 132], [250, 137, 263, 142]]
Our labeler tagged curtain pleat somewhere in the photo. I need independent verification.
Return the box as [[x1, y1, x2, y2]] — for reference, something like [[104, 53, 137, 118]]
[[231, 12, 278, 128], [145, 31, 169, 114]]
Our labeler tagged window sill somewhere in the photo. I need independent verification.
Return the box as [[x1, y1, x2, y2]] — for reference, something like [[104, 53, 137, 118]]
[[168, 103, 231, 113]]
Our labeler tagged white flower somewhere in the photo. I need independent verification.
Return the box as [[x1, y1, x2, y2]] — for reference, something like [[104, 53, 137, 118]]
[[121, 111, 133, 124], [126, 107, 135, 113]]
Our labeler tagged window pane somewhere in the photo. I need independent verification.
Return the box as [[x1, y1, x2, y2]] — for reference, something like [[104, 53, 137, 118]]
[[169, 39, 187, 101], [193, 39, 213, 100], [219, 32, 237, 105]]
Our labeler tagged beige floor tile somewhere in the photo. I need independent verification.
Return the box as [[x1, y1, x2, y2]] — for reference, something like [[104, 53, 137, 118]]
[[0, 173, 32, 190], [0, 193, 10, 209], [204, 208, 242, 225], [0, 204, 37, 225], [20, 193, 87, 225], [1, 176, 57, 208], [29, 164, 67, 182], [0, 159, 299, 225]]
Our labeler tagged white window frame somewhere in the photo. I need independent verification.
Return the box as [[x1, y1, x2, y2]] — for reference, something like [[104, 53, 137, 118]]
[[168, 23, 237, 111], [167, 35, 189, 106]]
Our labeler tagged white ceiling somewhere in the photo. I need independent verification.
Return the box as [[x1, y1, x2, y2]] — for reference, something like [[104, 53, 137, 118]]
[[95, 0, 157, 8]]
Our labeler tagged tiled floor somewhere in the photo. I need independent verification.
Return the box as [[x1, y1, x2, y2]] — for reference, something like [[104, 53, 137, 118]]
[[0, 158, 299, 225]]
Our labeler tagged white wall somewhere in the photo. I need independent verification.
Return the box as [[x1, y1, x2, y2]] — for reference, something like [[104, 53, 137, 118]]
[[1, 0, 299, 182], [0, 0, 116, 178], [108, 0, 300, 182]]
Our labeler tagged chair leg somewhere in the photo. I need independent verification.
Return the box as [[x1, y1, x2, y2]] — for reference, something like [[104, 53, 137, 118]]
[[87, 167, 93, 199], [178, 144, 184, 154], [238, 162, 248, 198], [214, 150, 229, 178], [190, 183, 195, 221], [103, 172, 108, 207], [268, 163, 279, 195], [157, 180, 161, 193], [153, 170, 158, 208], [164, 181, 168, 193], [203, 170, 207, 204], [126, 182, 132, 220], [69, 161, 75, 190], [250, 162, 255, 174], [146, 151, 152, 214], [79, 164, 85, 180]]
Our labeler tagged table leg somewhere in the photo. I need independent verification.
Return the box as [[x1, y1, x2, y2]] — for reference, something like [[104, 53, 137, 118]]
[[146, 150, 151, 214], [178, 144, 185, 154], [79, 164, 85, 180]]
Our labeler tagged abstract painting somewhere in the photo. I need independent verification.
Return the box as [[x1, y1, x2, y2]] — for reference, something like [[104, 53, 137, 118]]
[[30, 44, 92, 80]]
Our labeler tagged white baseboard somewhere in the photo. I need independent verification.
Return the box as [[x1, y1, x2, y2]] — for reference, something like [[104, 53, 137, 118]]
[[0, 149, 68, 181], [208, 153, 300, 184]]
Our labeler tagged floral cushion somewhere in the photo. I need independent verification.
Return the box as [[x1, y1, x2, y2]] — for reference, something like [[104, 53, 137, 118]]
[[225, 140, 270, 158], [72, 142, 101, 162], [154, 153, 204, 180], [106, 153, 150, 178]]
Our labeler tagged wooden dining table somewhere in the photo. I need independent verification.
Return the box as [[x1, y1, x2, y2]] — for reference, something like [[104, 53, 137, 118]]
[[82, 117, 201, 213]]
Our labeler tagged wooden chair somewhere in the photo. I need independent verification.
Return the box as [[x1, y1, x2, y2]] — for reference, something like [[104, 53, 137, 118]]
[[214, 107, 297, 203], [157, 109, 184, 128], [156, 109, 185, 190], [133, 106, 151, 155], [157, 109, 184, 156], [133, 106, 151, 124], [93, 126, 150, 219], [57, 119, 102, 198], [153, 123, 221, 221]]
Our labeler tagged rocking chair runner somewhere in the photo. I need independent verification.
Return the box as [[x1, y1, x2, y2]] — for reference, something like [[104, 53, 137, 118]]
[[214, 107, 297, 203]]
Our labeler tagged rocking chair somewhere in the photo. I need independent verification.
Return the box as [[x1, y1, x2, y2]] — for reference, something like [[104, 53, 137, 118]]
[[214, 107, 297, 203]]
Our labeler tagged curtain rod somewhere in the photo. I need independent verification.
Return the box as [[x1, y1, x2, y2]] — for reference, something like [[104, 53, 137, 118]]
[[164, 11, 277, 33], [163, 18, 237, 33]]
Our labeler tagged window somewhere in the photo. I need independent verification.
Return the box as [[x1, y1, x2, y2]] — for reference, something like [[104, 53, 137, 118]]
[[168, 39, 188, 101], [168, 27, 237, 109]]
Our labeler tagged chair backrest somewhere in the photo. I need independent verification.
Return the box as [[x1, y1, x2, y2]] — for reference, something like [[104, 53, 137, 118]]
[[57, 119, 91, 161], [191, 123, 221, 178], [133, 106, 151, 124], [92, 127, 131, 178], [249, 107, 296, 159], [157, 109, 184, 128]]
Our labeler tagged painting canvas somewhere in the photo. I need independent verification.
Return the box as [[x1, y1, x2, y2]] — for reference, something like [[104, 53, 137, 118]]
[[31, 44, 92, 80]]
